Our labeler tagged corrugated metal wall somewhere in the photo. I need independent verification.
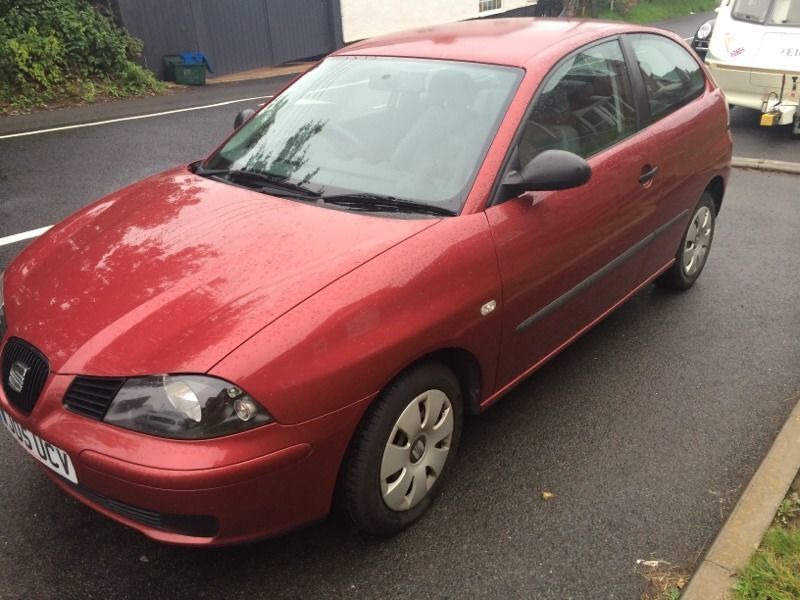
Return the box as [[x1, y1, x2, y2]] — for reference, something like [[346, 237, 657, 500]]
[[115, 0, 343, 78], [267, 0, 335, 65], [192, 1, 275, 75]]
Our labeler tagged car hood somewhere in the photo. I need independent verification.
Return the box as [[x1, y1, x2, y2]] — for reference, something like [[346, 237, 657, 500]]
[[4, 168, 437, 376]]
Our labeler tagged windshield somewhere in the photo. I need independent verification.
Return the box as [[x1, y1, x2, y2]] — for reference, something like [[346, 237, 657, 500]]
[[203, 56, 522, 214], [732, 0, 800, 25]]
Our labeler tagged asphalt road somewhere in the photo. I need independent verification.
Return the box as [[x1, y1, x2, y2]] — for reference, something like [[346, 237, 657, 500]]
[[0, 12, 799, 599]]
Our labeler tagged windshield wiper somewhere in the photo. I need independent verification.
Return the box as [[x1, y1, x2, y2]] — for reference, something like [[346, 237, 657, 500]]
[[194, 166, 455, 216], [319, 193, 456, 216], [195, 167, 320, 197]]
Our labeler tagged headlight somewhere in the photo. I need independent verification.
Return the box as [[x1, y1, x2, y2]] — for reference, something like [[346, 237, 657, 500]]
[[697, 21, 714, 40], [104, 375, 273, 439], [0, 274, 7, 340]]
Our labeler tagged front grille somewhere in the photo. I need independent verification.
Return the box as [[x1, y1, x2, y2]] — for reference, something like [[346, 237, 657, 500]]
[[73, 484, 219, 538], [1, 338, 50, 414], [63, 376, 125, 420]]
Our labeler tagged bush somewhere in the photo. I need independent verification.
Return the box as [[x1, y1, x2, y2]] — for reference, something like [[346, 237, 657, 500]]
[[0, 0, 163, 112]]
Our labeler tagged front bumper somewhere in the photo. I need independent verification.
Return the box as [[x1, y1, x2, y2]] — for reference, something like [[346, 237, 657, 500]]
[[707, 61, 800, 125], [1, 372, 373, 546]]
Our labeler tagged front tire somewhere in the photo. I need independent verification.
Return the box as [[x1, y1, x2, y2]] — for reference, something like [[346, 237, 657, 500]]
[[342, 363, 463, 535], [655, 192, 716, 291]]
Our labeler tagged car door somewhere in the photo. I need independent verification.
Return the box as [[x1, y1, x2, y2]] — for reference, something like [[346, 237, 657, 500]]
[[485, 38, 661, 391], [624, 33, 731, 278]]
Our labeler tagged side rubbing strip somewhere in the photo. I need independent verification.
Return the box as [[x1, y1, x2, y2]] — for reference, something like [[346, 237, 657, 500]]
[[654, 208, 689, 238], [514, 209, 689, 335]]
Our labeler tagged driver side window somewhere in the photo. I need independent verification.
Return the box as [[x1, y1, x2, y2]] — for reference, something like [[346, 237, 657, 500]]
[[518, 40, 637, 165]]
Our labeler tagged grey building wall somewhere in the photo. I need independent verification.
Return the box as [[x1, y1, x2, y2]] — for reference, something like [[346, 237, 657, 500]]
[[115, 0, 344, 78]]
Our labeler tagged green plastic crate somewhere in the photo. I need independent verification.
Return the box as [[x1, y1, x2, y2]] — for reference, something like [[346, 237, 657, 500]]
[[162, 54, 183, 82], [174, 64, 206, 86]]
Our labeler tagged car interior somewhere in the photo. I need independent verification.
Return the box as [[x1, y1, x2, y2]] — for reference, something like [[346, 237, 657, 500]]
[[258, 63, 520, 207], [518, 51, 636, 164]]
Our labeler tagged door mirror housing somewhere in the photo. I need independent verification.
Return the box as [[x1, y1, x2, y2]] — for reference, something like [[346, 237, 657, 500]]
[[502, 149, 592, 196], [234, 108, 256, 129]]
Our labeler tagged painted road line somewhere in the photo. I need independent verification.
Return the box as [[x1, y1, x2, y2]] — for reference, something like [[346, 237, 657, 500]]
[[0, 96, 273, 141], [0, 226, 53, 247]]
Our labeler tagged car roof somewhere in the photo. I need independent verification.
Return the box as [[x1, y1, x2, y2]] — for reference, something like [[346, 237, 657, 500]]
[[335, 18, 656, 68]]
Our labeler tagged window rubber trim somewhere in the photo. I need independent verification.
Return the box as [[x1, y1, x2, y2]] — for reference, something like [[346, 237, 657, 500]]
[[619, 34, 653, 128]]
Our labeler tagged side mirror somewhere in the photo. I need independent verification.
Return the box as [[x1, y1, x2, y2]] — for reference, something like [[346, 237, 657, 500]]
[[502, 149, 591, 196], [234, 108, 256, 129]]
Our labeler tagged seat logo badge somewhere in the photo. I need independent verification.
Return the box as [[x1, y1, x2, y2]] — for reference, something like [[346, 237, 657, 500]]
[[480, 300, 497, 317], [410, 438, 426, 463], [8, 361, 30, 393]]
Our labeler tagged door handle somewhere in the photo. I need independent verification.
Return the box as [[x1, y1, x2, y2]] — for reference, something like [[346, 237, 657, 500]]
[[639, 165, 659, 185]]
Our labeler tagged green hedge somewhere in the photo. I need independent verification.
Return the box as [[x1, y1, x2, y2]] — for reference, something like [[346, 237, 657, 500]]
[[0, 0, 162, 113]]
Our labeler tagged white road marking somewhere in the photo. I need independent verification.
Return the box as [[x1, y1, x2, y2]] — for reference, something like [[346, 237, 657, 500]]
[[0, 226, 53, 247], [0, 95, 273, 141]]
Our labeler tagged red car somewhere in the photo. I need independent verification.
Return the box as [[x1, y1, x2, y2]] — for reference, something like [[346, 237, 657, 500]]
[[0, 18, 731, 546]]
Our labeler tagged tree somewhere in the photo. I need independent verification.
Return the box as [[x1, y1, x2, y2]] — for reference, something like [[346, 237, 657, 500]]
[[565, 0, 599, 17], [564, 0, 639, 17]]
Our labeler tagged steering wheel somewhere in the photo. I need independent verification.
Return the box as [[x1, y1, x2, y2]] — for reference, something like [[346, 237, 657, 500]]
[[530, 121, 559, 141], [318, 123, 363, 159]]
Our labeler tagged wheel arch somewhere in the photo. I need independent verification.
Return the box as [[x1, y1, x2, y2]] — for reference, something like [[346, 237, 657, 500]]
[[332, 345, 483, 511], [399, 347, 484, 416], [706, 175, 725, 214]]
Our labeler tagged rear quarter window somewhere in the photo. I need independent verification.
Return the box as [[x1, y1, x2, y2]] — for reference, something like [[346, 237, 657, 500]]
[[630, 35, 706, 122]]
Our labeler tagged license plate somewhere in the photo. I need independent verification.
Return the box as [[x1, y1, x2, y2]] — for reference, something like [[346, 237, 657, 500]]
[[0, 409, 78, 484]]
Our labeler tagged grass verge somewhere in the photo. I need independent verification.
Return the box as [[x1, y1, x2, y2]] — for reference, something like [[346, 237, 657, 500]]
[[734, 490, 800, 599], [599, 0, 719, 23], [0, 79, 167, 117]]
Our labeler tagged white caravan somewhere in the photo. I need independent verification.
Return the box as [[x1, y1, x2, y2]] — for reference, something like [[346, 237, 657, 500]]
[[704, 0, 800, 133]]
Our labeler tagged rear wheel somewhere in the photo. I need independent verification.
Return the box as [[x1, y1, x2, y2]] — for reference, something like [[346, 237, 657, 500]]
[[342, 363, 463, 535], [655, 192, 716, 291]]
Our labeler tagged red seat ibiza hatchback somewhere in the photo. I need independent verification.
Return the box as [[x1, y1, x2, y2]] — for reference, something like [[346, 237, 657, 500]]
[[0, 18, 731, 545]]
